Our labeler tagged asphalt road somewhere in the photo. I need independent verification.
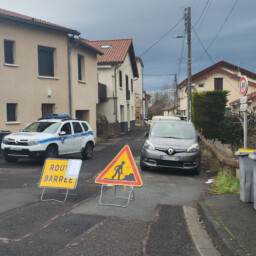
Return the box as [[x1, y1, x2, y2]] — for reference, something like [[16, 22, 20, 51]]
[[0, 127, 208, 256]]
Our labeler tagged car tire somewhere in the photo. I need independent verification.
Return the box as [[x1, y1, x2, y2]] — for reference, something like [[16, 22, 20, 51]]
[[3, 153, 18, 163], [140, 157, 149, 171], [45, 145, 58, 159], [82, 142, 94, 160]]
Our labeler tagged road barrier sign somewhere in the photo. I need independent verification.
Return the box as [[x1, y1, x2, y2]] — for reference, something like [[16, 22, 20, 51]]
[[39, 158, 82, 202], [95, 145, 143, 187]]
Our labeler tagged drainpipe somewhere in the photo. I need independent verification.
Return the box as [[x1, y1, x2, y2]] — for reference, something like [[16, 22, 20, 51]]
[[114, 64, 121, 122], [67, 37, 72, 115], [67, 35, 79, 116]]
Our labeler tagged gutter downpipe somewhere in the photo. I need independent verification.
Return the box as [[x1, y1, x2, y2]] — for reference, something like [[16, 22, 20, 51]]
[[67, 35, 79, 116], [114, 64, 121, 123], [67, 37, 72, 115]]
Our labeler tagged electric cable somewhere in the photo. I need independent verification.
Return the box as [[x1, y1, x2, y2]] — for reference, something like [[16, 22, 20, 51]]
[[198, 0, 239, 60]]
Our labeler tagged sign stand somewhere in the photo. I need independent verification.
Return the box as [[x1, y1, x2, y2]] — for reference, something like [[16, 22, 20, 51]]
[[40, 187, 79, 203], [99, 184, 135, 208], [95, 145, 143, 208], [39, 158, 82, 203]]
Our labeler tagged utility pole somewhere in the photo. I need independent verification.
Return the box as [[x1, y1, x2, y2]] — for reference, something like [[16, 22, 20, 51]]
[[174, 72, 178, 113], [186, 7, 192, 121]]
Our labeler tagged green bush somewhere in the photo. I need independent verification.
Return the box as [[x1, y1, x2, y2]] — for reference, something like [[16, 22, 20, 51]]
[[192, 91, 228, 139], [218, 115, 243, 149]]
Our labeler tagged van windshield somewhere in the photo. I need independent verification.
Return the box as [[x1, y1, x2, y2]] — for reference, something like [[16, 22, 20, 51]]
[[150, 122, 196, 139], [23, 122, 61, 134]]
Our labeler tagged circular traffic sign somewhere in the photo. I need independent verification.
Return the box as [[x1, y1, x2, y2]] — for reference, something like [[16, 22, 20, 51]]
[[240, 76, 248, 96]]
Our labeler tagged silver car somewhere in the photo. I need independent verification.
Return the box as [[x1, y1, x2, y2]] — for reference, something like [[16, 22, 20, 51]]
[[140, 120, 201, 174]]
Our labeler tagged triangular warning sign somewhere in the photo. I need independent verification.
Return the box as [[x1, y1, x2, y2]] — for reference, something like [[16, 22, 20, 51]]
[[95, 145, 143, 187]]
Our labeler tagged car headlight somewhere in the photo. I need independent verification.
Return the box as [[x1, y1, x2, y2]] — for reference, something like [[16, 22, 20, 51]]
[[187, 143, 199, 153], [144, 140, 155, 150], [2, 137, 9, 144], [28, 139, 40, 146]]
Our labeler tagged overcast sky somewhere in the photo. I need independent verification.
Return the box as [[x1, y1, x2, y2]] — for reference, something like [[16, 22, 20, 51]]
[[1, 0, 256, 91]]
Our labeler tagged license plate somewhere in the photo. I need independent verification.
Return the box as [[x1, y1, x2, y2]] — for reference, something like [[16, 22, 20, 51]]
[[161, 155, 180, 161], [9, 147, 22, 151]]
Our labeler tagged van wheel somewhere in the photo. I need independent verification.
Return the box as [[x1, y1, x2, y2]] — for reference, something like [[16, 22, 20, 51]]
[[3, 153, 18, 163], [45, 145, 58, 159], [82, 142, 94, 160]]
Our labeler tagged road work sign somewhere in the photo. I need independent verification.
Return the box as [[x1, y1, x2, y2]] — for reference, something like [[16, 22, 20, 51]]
[[95, 145, 143, 187], [39, 159, 82, 189]]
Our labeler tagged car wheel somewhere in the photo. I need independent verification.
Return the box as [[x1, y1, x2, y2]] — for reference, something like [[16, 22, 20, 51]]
[[140, 157, 149, 171], [82, 142, 94, 160], [3, 153, 18, 163], [45, 145, 58, 159]]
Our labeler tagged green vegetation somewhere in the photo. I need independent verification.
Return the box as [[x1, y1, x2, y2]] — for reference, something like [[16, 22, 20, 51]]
[[211, 172, 240, 194], [192, 91, 228, 139]]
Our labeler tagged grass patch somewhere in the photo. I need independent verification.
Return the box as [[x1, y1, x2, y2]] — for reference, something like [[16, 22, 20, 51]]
[[211, 172, 240, 194]]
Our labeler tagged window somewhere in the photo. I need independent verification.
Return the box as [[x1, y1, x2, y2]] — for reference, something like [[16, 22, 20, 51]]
[[78, 54, 85, 81], [7, 103, 17, 122], [4, 40, 14, 64], [61, 123, 71, 135], [214, 78, 223, 91], [126, 75, 129, 90], [72, 122, 83, 134], [38, 46, 54, 77], [81, 122, 89, 132], [119, 71, 122, 88], [131, 79, 133, 92], [41, 104, 54, 118], [198, 83, 205, 91]]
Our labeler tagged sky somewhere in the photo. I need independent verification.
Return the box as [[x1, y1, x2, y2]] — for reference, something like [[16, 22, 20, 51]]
[[1, 0, 256, 91]]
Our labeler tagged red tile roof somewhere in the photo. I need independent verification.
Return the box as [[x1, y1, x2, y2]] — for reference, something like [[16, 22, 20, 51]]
[[178, 60, 256, 88], [230, 91, 256, 105], [0, 8, 80, 35], [83, 38, 133, 64], [82, 38, 139, 77]]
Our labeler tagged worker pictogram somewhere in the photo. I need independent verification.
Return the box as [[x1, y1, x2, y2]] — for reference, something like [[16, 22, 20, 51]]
[[95, 145, 143, 187]]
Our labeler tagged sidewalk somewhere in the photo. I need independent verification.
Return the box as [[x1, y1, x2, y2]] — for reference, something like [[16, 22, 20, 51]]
[[198, 194, 256, 256]]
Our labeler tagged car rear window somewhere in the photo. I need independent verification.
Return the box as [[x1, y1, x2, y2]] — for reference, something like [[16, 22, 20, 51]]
[[151, 122, 196, 139]]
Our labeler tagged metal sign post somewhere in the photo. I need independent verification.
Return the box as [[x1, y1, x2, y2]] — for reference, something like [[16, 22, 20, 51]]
[[240, 76, 248, 149]]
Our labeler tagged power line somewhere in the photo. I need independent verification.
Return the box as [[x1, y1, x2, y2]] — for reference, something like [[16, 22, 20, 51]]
[[192, 24, 214, 64], [139, 17, 184, 57], [198, 0, 239, 59]]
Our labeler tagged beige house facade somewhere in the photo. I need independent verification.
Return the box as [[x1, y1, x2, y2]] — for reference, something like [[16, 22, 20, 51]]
[[86, 39, 139, 134], [177, 60, 256, 117], [0, 8, 101, 135]]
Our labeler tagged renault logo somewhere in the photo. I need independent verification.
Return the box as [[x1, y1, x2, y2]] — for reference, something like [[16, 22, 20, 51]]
[[167, 148, 174, 155]]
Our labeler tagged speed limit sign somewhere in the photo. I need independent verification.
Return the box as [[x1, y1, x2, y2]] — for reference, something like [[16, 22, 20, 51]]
[[240, 76, 248, 96]]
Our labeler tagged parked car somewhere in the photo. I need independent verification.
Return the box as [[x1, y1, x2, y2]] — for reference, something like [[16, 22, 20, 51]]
[[1, 114, 95, 163], [140, 120, 201, 174]]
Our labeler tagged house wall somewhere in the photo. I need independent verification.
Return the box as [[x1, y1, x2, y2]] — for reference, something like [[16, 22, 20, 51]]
[[178, 71, 256, 116], [97, 54, 136, 133], [70, 47, 98, 133], [134, 59, 143, 123], [0, 19, 69, 132]]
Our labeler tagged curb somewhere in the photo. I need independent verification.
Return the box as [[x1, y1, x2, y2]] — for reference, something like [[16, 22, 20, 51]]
[[197, 201, 246, 256], [183, 206, 221, 256]]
